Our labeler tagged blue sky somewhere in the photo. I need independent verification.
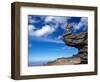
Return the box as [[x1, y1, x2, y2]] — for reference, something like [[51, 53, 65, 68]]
[[28, 15, 88, 66]]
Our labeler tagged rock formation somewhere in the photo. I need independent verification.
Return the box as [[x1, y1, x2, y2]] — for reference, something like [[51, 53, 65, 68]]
[[62, 32, 88, 64], [45, 32, 88, 66]]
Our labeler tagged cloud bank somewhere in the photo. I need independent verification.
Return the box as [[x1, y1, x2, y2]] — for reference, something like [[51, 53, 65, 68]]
[[28, 16, 88, 43], [70, 17, 88, 30], [28, 16, 70, 38]]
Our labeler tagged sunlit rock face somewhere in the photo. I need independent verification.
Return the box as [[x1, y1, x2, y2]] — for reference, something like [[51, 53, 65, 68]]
[[62, 32, 88, 64]]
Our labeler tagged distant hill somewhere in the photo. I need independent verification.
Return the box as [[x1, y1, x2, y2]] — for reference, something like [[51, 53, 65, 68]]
[[45, 56, 81, 65]]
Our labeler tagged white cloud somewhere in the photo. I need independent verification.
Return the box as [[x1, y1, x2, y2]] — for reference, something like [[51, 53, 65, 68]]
[[28, 16, 42, 24], [73, 23, 82, 30], [28, 16, 71, 37], [45, 16, 54, 23], [28, 25, 37, 36], [29, 19, 37, 24], [45, 16, 87, 31], [29, 17, 88, 38], [71, 17, 88, 30], [45, 16, 67, 24], [28, 24, 64, 44], [30, 25, 55, 37], [80, 17, 88, 26], [45, 16, 69, 29], [28, 25, 36, 31], [81, 17, 87, 22]]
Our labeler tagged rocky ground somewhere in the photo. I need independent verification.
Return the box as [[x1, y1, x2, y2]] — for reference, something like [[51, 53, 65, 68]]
[[46, 32, 88, 66], [46, 57, 81, 65]]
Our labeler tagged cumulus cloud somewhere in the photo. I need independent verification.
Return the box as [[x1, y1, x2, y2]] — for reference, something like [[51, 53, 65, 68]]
[[71, 17, 88, 30], [28, 16, 88, 38], [28, 16, 69, 37], [45, 16, 66, 24], [28, 25, 36, 31], [28, 16, 37, 24], [29, 25, 55, 37], [28, 16, 72, 38], [28, 25, 37, 36], [45, 16, 70, 29], [45, 16, 54, 23], [28, 15, 45, 24], [28, 24, 64, 44]]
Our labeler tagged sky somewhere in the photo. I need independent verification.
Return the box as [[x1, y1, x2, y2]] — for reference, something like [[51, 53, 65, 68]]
[[28, 15, 88, 66]]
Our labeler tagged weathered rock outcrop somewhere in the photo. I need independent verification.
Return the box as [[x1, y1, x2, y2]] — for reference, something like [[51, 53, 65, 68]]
[[47, 32, 88, 65], [62, 32, 88, 64], [45, 32, 88, 66]]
